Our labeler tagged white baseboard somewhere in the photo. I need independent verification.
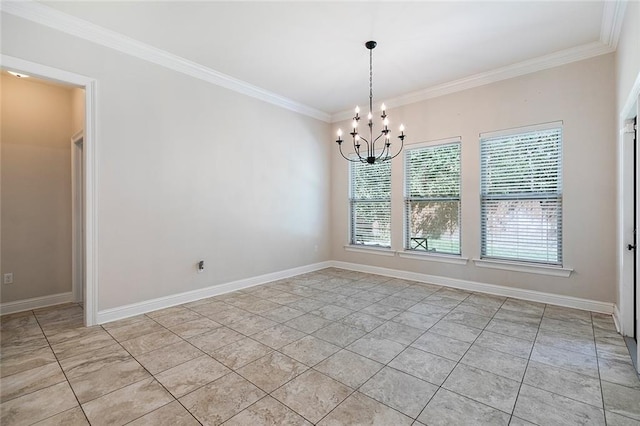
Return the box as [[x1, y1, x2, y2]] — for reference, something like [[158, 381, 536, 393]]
[[613, 304, 622, 333], [330, 261, 615, 314], [0, 292, 75, 315], [96, 261, 332, 324]]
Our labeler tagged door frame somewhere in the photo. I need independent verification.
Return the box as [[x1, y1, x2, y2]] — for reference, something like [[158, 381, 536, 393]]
[[71, 131, 84, 305], [1, 55, 99, 326], [618, 71, 640, 371]]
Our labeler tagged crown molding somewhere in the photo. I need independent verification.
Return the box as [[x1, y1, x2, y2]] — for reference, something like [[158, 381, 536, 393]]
[[331, 0, 627, 123], [0, 0, 331, 123], [600, 0, 628, 48], [330, 40, 615, 123]]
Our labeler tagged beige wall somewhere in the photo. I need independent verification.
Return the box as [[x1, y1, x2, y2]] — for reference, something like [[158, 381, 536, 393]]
[[71, 87, 85, 137], [1, 13, 331, 312], [1, 74, 74, 302], [331, 54, 616, 303]]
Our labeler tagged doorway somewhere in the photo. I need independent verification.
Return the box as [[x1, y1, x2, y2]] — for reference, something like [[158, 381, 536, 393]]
[[620, 89, 640, 373], [1, 54, 98, 326]]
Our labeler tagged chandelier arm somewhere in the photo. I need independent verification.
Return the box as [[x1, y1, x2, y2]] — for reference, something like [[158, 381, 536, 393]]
[[375, 144, 390, 161], [388, 137, 405, 160], [338, 143, 361, 163]]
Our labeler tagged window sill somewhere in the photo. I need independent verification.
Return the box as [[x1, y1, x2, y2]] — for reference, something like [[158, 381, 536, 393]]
[[473, 258, 573, 277], [398, 251, 469, 265], [343, 245, 396, 257]]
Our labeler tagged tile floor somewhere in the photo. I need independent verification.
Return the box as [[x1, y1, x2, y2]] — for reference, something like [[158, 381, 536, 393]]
[[1, 267, 639, 425]]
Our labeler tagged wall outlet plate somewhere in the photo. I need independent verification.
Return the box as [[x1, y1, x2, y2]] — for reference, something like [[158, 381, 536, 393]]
[[3, 273, 13, 284]]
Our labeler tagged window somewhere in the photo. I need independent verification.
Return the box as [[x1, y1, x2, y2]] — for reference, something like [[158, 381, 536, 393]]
[[350, 160, 391, 247], [404, 140, 461, 255], [480, 123, 562, 265]]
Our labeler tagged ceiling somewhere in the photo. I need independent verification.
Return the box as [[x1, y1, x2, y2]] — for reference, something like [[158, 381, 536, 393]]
[[33, 1, 619, 119]]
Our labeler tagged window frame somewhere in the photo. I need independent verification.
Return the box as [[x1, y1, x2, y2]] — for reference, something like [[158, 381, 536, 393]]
[[403, 137, 462, 257], [479, 121, 564, 266], [348, 157, 392, 249]]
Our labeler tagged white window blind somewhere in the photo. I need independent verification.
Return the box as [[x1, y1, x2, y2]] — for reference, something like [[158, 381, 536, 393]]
[[350, 160, 391, 247], [480, 125, 562, 265], [405, 141, 461, 255]]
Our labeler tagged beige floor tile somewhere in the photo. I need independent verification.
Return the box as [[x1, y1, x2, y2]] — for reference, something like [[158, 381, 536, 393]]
[[410, 331, 471, 362], [514, 384, 605, 425], [370, 321, 424, 345], [445, 309, 493, 329], [318, 392, 412, 425], [187, 326, 244, 354], [360, 366, 438, 418], [50, 328, 117, 360], [0, 382, 78, 426], [340, 312, 386, 332], [284, 313, 332, 334], [223, 396, 311, 426], [535, 329, 597, 356], [226, 315, 278, 335], [312, 322, 366, 347], [360, 303, 404, 320], [209, 337, 273, 370], [58, 343, 130, 380], [314, 349, 383, 388], [530, 342, 599, 378], [127, 401, 199, 426], [418, 388, 510, 426], [473, 330, 534, 359], [237, 352, 308, 393], [259, 305, 306, 323], [523, 360, 603, 407], [347, 334, 405, 364], [179, 372, 265, 426], [272, 370, 352, 424], [4, 272, 636, 426], [602, 381, 640, 421], [134, 340, 203, 374], [310, 304, 353, 321], [500, 298, 545, 316], [152, 309, 204, 328], [429, 320, 483, 343], [389, 347, 456, 386], [68, 357, 151, 403], [461, 344, 528, 380], [82, 378, 174, 426], [120, 329, 183, 357], [598, 358, 640, 390], [281, 335, 340, 366], [155, 355, 230, 398], [605, 411, 640, 425], [442, 364, 520, 413], [251, 324, 306, 349], [0, 345, 57, 378], [0, 362, 66, 401], [485, 318, 539, 341], [32, 407, 88, 425]]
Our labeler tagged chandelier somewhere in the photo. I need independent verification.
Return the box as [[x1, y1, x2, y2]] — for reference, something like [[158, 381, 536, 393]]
[[336, 41, 405, 164]]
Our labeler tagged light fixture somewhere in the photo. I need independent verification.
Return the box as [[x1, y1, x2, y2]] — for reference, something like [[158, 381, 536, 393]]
[[7, 71, 30, 78], [336, 41, 405, 164]]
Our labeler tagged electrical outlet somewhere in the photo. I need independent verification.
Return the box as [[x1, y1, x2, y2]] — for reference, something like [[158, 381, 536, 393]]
[[3, 273, 13, 284], [197, 260, 205, 273]]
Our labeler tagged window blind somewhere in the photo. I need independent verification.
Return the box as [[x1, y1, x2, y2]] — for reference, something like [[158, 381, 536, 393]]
[[480, 126, 562, 265], [405, 141, 461, 255], [350, 160, 392, 247]]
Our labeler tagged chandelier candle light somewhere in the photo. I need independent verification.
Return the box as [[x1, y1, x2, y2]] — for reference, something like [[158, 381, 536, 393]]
[[336, 40, 406, 164]]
